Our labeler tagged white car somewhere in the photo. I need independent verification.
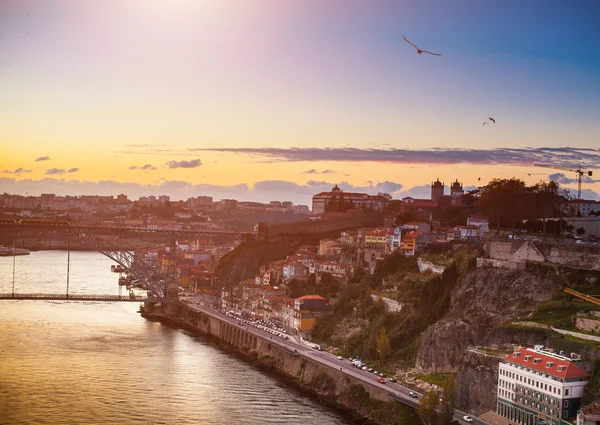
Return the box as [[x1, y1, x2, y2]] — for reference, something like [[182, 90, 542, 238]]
[[337, 355, 344, 360], [463, 416, 473, 423]]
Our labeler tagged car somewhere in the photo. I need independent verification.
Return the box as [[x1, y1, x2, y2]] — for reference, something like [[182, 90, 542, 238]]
[[337, 356, 344, 360], [361, 366, 368, 371], [463, 416, 473, 423], [378, 372, 384, 377], [368, 368, 374, 372], [377, 377, 385, 383], [409, 391, 418, 398], [388, 377, 397, 383]]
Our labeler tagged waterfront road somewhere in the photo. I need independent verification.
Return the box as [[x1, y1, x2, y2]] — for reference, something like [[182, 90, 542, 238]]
[[184, 302, 489, 425]]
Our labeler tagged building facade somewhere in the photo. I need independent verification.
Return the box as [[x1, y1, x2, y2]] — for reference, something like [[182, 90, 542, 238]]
[[312, 185, 387, 215], [497, 347, 591, 425]]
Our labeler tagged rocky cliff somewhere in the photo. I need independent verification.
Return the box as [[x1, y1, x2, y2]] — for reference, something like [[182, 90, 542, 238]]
[[415, 267, 565, 373]]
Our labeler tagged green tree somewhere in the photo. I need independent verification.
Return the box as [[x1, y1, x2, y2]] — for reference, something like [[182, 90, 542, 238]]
[[439, 375, 457, 425], [375, 327, 392, 361], [419, 389, 439, 425], [394, 210, 419, 226], [478, 178, 530, 233]]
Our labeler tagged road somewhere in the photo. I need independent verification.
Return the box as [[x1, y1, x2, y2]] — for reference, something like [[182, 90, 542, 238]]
[[184, 302, 490, 425]]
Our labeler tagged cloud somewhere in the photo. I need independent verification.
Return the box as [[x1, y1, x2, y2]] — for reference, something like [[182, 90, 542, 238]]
[[45, 168, 65, 175], [395, 184, 432, 199], [166, 159, 202, 169], [0, 178, 407, 205], [302, 169, 335, 174], [549, 172, 599, 185], [198, 146, 600, 168], [35, 156, 50, 162], [129, 164, 157, 170], [67, 168, 80, 173], [2, 167, 32, 174]]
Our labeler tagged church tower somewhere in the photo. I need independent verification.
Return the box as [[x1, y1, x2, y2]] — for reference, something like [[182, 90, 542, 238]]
[[451, 179, 463, 197], [431, 178, 444, 203]]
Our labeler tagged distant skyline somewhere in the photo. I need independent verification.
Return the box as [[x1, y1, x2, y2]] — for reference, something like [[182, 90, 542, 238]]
[[1, 0, 599, 204]]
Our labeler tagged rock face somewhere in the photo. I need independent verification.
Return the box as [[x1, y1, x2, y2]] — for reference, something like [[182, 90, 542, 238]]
[[456, 350, 501, 413], [415, 267, 564, 373]]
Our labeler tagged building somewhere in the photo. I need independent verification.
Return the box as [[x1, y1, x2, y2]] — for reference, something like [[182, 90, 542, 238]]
[[292, 294, 328, 334], [467, 216, 490, 236], [312, 185, 387, 215], [454, 224, 480, 241], [319, 239, 342, 256], [292, 205, 310, 214], [497, 346, 591, 425]]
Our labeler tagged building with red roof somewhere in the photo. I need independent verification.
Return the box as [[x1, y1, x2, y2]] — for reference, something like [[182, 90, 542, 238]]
[[312, 185, 387, 215], [497, 346, 591, 425]]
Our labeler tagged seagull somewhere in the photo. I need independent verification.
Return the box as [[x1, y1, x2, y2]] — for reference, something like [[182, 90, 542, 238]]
[[528, 173, 531, 177], [488, 117, 496, 124], [478, 177, 481, 181], [403, 36, 442, 56]]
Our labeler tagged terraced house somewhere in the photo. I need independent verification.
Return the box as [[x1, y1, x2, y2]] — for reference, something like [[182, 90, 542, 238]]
[[497, 346, 591, 425]]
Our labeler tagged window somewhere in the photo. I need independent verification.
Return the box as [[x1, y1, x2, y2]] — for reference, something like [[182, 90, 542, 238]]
[[564, 400, 569, 407], [565, 389, 569, 396]]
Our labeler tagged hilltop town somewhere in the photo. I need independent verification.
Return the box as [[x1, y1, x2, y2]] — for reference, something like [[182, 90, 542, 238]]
[[2, 178, 600, 425]]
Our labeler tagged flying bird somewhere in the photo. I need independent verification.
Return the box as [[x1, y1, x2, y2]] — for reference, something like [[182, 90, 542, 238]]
[[528, 173, 531, 177], [483, 117, 496, 125], [478, 177, 481, 181], [403, 36, 442, 56]]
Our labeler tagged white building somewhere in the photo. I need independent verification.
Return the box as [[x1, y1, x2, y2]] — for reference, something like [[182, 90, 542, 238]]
[[497, 346, 591, 425]]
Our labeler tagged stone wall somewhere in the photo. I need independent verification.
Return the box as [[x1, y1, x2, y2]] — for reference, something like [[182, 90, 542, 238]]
[[417, 258, 447, 274], [485, 240, 600, 271], [143, 302, 419, 425], [575, 317, 600, 334]]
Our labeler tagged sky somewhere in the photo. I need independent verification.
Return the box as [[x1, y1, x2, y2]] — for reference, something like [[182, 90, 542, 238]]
[[1, 0, 599, 205]]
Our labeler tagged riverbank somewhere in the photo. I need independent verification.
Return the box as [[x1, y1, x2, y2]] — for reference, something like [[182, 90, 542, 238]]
[[140, 302, 421, 425]]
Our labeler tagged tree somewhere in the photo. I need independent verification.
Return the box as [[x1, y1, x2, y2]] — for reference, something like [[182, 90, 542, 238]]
[[375, 327, 392, 362], [439, 375, 457, 425], [478, 178, 530, 233], [419, 389, 439, 425], [395, 210, 419, 226], [531, 180, 561, 236]]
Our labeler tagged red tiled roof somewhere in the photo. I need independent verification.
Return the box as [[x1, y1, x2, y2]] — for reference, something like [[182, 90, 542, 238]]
[[505, 348, 590, 380], [296, 294, 326, 301]]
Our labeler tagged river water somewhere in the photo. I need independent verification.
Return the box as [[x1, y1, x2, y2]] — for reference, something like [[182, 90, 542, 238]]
[[0, 251, 355, 425]]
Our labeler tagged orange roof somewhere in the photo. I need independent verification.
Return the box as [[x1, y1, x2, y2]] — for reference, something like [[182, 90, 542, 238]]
[[296, 294, 326, 301], [505, 348, 590, 380]]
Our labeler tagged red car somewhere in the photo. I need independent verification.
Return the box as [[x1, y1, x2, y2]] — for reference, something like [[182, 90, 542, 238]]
[[377, 377, 385, 383]]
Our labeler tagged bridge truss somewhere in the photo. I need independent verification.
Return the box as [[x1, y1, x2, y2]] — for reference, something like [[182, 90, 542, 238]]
[[1, 222, 248, 303]]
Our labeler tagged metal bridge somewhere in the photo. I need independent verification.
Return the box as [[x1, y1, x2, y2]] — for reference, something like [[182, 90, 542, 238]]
[[0, 293, 159, 302], [0, 221, 249, 303]]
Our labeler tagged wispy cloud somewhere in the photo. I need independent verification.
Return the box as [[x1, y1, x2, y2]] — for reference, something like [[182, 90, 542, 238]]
[[45, 168, 65, 175], [129, 164, 157, 170], [2, 167, 32, 174], [197, 147, 600, 168], [166, 159, 202, 169], [35, 156, 50, 162], [67, 168, 80, 173], [302, 169, 335, 174], [549, 172, 599, 185], [125, 144, 167, 148]]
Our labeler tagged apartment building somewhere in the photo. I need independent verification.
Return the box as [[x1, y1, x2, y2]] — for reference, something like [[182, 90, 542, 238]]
[[497, 346, 591, 425]]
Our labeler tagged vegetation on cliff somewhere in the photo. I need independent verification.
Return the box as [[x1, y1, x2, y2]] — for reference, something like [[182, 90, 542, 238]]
[[312, 245, 480, 368]]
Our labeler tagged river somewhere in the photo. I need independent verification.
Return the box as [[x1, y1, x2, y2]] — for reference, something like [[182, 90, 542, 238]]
[[0, 250, 356, 425]]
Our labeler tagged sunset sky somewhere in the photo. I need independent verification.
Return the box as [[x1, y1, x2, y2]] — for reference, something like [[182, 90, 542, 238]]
[[1, 0, 599, 205]]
